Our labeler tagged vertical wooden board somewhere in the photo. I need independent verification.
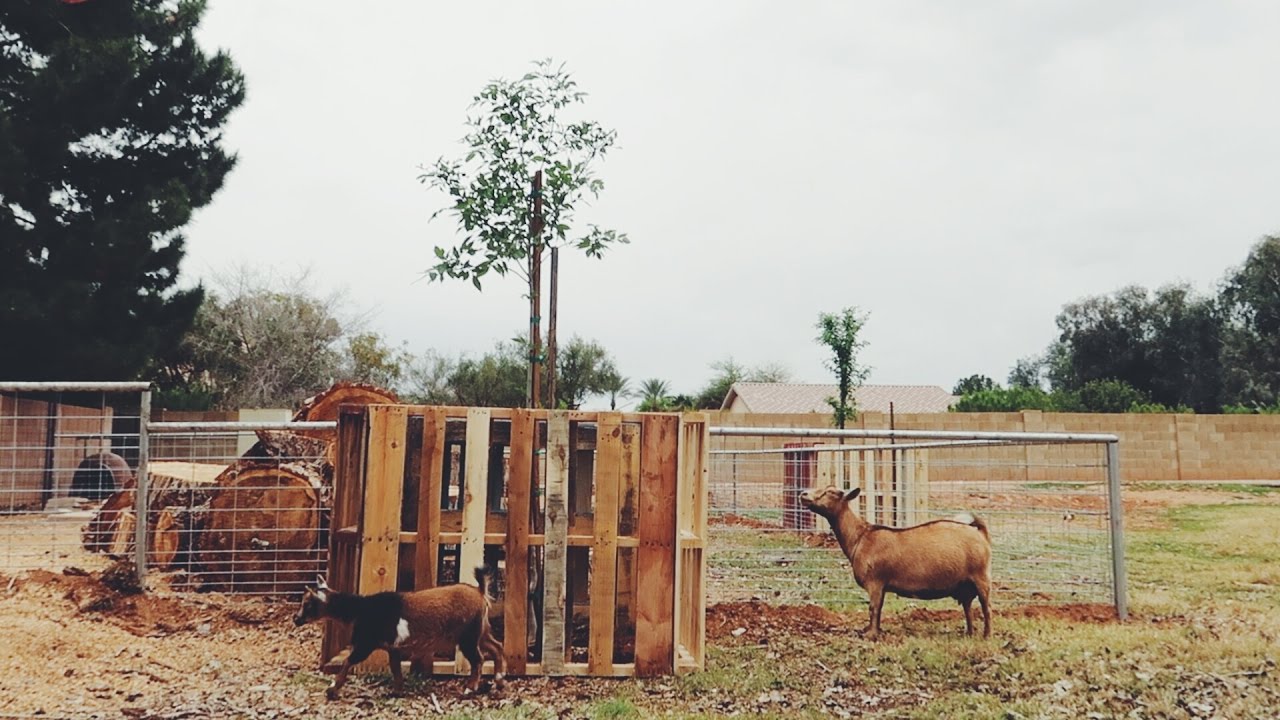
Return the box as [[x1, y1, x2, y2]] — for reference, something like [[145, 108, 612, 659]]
[[588, 413, 622, 675], [540, 411, 570, 674], [504, 409, 534, 674], [635, 414, 678, 677], [902, 450, 916, 525], [816, 447, 835, 489], [356, 405, 408, 671], [415, 408, 446, 590], [459, 408, 492, 581], [677, 415, 708, 670], [862, 451, 876, 522], [614, 422, 641, 654], [916, 450, 930, 517]]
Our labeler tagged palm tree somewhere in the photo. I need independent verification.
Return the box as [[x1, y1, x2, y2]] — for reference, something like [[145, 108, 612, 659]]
[[600, 367, 632, 411], [637, 378, 671, 411]]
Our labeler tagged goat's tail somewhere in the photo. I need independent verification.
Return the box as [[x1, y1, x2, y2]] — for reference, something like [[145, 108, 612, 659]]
[[969, 514, 990, 541], [473, 565, 495, 605]]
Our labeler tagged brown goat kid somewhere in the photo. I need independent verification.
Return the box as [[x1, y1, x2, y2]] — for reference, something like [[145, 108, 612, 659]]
[[294, 567, 505, 700], [801, 486, 993, 639]]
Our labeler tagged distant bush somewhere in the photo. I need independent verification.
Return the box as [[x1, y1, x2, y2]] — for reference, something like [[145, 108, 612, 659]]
[[951, 387, 1057, 412], [951, 378, 1195, 414], [1222, 403, 1280, 415]]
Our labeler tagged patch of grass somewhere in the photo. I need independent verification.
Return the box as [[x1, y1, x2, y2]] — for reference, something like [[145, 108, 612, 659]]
[[588, 697, 641, 720]]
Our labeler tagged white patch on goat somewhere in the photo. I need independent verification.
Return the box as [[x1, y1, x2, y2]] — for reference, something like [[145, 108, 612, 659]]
[[949, 512, 975, 525], [314, 590, 327, 603], [394, 618, 410, 646]]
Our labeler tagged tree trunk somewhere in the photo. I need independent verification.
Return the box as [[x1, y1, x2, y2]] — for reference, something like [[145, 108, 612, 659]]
[[149, 504, 210, 571], [195, 460, 325, 593]]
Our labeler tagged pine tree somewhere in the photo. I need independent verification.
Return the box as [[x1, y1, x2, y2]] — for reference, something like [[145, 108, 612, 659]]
[[0, 0, 244, 380]]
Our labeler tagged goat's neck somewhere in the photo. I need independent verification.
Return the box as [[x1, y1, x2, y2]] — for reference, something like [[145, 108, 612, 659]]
[[322, 591, 364, 623], [828, 506, 871, 563]]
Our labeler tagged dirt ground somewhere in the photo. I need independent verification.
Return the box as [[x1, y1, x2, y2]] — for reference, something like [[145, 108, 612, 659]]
[[2, 483, 1276, 719]]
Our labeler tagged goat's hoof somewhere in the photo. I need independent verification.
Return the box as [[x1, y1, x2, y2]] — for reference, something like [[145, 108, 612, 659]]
[[325, 686, 340, 702]]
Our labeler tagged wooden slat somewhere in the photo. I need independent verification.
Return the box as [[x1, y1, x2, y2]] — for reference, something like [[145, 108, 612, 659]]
[[615, 422, 641, 653], [356, 405, 408, 671], [320, 406, 369, 666], [504, 409, 534, 674], [588, 413, 622, 675], [902, 449, 917, 525], [862, 450, 876, 522], [458, 408, 491, 580], [916, 449, 930, 518], [679, 414, 708, 670], [540, 411, 570, 674], [415, 408, 445, 589], [635, 414, 678, 677]]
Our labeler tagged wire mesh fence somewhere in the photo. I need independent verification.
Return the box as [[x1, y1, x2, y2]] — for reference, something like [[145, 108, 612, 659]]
[[1, 383, 148, 577], [706, 428, 1123, 614], [142, 422, 333, 595]]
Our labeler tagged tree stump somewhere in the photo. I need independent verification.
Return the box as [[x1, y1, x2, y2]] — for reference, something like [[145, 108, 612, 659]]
[[195, 461, 324, 593]]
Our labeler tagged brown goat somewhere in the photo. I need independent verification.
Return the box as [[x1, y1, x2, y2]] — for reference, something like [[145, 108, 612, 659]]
[[294, 567, 505, 700], [801, 486, 993, 639]]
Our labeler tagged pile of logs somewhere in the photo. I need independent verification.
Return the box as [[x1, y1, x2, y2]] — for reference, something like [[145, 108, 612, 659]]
[[81, 382, 397, 593]]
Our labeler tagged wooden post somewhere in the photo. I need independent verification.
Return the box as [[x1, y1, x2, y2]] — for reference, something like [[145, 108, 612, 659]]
[[459, 409, 491, 578], [635, 414, 678, 677], [547, 246, 558, 408], [527, 171, 544, 409], [321, 406, 369, 667], [504, 409, 534, 674], [540, 411, 570, 674], [588, 413, 622, 675], [862, 450, 876, 522]]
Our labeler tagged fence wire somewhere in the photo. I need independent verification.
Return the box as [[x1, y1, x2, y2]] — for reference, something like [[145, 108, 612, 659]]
[[1, 388, 142, 577], [707, 434, 1117, 609]]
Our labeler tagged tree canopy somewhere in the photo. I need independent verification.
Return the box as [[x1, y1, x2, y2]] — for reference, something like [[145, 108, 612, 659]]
[[0, 0, 244, 380], [815, 308, 870, 428]]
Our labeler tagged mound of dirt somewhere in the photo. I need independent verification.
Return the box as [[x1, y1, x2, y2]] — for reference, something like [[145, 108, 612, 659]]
[[708, 600, 851, 643]]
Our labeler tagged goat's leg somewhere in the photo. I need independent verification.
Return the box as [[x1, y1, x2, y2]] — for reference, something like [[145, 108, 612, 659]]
[[863, 583, 886, 640], [327, 644, 375, 701], [960, 597, 975, 636], [479, 630, 506, 689], [459, 640, 485, 695], [975, 575, 993, 638], [387, 649, 405, 696]]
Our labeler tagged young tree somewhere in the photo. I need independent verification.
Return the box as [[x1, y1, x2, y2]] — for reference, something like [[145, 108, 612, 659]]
[[420, 59, 628, 405], [0, 1, 244, 380], [816, 308, 871, 429]]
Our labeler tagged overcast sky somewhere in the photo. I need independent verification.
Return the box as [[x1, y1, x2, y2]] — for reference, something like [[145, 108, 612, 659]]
[[186, 1, 1280, 404]]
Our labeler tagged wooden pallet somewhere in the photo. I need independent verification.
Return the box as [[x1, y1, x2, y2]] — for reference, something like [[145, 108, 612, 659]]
[[320, 405, 708, 678]]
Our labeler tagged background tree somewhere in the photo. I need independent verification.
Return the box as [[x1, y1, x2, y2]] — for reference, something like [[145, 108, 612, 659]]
[[636, 378, 672, 412], [0, 0, 244, 380], [554, 336, 616, 409], [693, 358, 792, 409], [402, 350, 457, 405], [342, 332, 408, 390], [952, 374, 996, 396], [1045, 284, 1223, 412], [420, 59, 628, 406], [155, 268, 348, 409], [447, 342, 527, 408], [816, 307, 871, 429], [1220, 236, 1280, 408], [599, 368, 631, 411], [1007, 356, 1045, 389]]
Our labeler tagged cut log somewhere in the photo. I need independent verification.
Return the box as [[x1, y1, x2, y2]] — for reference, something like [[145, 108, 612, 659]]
[[108, 510, 135, 558], [289, 382, 399, 443], [149, 505, 210, 570], [82, 461, 222, 555], [242, 430, 333, 486], [196, 461, 325, 593], [83, 487, 135, 552]]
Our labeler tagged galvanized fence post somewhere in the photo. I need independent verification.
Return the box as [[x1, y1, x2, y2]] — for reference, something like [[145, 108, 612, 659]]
[[134, 388, 151, 585], [1105, 440, 1127, 620]]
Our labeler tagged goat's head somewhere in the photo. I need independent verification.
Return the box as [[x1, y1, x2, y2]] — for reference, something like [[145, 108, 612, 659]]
[[800, 486, 859, 519], [293, 575, 330, 626]]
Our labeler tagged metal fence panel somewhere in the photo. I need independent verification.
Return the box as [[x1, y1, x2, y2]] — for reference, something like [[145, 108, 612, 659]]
[[706, 429, 1122, 613]]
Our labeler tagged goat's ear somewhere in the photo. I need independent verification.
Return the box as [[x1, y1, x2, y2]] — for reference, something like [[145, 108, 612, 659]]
[[316, 574, 329, 590], [844, 487, 861, 502]]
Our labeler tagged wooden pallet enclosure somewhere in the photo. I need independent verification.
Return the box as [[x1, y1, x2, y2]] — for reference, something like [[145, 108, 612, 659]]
[[322, 406, 708, 679]]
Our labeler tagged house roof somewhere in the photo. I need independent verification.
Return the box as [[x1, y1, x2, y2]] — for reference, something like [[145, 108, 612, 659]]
[[721, 382, 958, 414]]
